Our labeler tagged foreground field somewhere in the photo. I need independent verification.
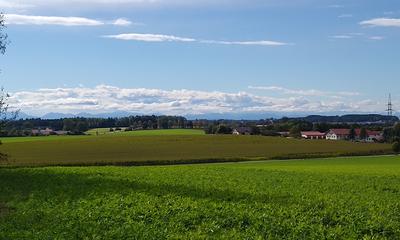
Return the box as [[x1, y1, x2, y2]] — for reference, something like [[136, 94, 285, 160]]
[[1, 156, 399, 239], [0, 134, 392, 166]]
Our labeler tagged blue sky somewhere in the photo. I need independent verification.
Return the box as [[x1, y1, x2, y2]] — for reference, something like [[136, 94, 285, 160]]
[[0, 0, 399, 117]]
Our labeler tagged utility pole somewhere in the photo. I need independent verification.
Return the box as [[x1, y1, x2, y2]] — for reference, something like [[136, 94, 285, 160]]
[[387, 94, 393, 117]]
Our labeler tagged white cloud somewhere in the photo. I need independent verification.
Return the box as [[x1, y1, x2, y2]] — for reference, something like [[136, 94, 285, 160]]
[[360, 18, 400, 27], [331, 35, 353, 39], [200, 40, 288, 46], [104, 33, 289, 46], [248, 86, 360, 97], [369, 36, 385, 40], [5, 14, 133, 26], [8, 85, 379, 116], [104, 33, 196, 42], [111, 18, 133, 26], [0, 0, 34, 9]]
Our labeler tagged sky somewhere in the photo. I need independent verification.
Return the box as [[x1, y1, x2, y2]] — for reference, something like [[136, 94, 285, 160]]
[[0, 0, 399, 118]]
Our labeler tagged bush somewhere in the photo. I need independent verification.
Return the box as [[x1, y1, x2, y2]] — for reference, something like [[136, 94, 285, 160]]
[[392, 142, 400, 154], [0, 140, 7, 162], [216, 125, 233, 135]]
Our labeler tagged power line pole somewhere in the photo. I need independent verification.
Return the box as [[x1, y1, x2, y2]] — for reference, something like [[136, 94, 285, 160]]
[[387, 94, 393, 117]]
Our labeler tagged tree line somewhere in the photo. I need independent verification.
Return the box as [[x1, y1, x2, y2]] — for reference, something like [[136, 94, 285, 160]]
[[1, 115, 195, 136]]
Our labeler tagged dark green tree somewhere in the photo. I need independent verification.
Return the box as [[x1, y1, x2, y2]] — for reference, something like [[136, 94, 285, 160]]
[[62, 119, 75, 131], [359, 127, 368, 141], [289, 125, 302, 138], [349, 127, 356, 141], [216, 125, 232, 134], [392, 141, 400, 154], [76, 121, 89, 133]]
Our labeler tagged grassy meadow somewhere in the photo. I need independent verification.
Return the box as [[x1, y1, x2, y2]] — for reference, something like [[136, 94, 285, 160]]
[[0, 131, 392, 166], [1, 156, 400, 239]]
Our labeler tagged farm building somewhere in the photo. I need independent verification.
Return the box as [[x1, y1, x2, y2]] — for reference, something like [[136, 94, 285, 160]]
[[301, 131, 326, 140], [31, 128, 69, 136], [326, 129, 350, 140], [354, 129, 383, 142], [326, 128, 383, 142], [233, 127, 252, 135]]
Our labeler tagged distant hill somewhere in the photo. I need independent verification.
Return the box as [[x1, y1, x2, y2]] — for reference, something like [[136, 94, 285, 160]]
[[296, 114, 399, 123]]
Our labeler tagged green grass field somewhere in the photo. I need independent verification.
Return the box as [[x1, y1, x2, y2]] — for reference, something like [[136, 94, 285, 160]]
[[0, 134, 392, 166], [1, 156, 399, 239], [0, 129, 205, 144]]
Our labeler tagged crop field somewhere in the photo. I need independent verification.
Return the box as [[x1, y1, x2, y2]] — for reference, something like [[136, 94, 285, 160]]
[[86, 128, 205, 136], [0, 156, 399, 239], [0, 134, 392, 166]]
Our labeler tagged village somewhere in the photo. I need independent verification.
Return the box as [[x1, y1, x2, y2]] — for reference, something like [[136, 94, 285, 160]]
[[7, 114, 392, 144], [232, 127, 384, 142]]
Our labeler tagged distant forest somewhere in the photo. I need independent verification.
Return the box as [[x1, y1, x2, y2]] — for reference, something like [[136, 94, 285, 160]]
[[291, 114, 398, 123], [2, 116, 191, 136]]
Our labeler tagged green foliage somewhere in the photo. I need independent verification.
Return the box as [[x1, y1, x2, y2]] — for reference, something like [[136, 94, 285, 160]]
[[1, 156, 400, 239], [215, 125, 232, 134], [0, 134, 391, 167], [349, 127, 356, 140], [392, 142, 400, 154], [0, 140, 6, 162], [360, 127, 368, 141], [289, 125, 301, 138]]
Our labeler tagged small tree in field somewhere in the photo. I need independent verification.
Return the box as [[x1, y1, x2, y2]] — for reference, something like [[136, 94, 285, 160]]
[[349, 127, 356, 141], [393, 142, 400, 155], [0, 88, 14, 162], [289, 125, 302, 138], [0, 13, 13, 162], [359, 127, 368, 141]]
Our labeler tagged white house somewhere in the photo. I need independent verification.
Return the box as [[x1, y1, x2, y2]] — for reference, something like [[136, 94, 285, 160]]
[[325, 129, 350, 140]]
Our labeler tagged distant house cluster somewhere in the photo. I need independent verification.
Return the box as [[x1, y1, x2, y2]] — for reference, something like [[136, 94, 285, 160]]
[[232, 127, 252, 135], [302, 129, 383, 142], [233, 127, 384, 143], [325, 129, 383, 142], [31, 128, 69, 136]]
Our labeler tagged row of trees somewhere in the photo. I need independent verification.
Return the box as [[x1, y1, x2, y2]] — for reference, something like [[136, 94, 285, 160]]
[[1, 115, 196, 136]]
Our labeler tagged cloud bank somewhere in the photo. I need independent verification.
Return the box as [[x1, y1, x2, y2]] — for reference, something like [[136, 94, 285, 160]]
[[9, 85, 382, 116], [248, 86, 360, 97], [104, 33, 196, 42], [104, 33, 288, 46], [5, 14, 132, 26], [360, 18, 400, 27]]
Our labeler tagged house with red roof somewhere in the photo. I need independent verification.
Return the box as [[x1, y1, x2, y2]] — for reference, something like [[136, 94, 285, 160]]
[[325, 129, 350, 140], [326, 128, 383, 142], [354, 129, 383, 142], [301, 131, 326, 140]]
